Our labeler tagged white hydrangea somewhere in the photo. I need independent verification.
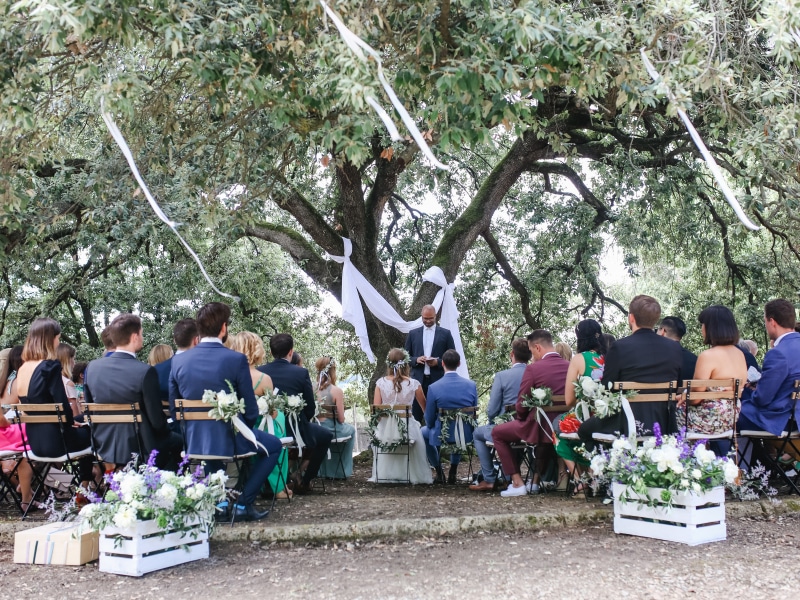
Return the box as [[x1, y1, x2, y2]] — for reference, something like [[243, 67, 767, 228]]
[[612, 438, 632, 452], [693, 444, 717, 466], [113, 505, 138, 529], [154, 483, 178, 509], [723, 459, 739, 484], [119, 473, 146, 502], [651, 445, 683, 474], [186, 483, 207, 500]]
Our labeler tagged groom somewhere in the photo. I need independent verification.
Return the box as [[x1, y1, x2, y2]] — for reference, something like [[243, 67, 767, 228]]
[[169, 302, 282, 522], [404, 305, 456, 422]]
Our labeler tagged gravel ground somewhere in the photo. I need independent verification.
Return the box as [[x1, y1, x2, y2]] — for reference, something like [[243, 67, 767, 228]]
[[1, 512, 797, 599]]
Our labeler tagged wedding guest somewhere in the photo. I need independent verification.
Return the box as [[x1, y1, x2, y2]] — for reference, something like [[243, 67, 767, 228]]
[[469, 338, 530, 491], [677, 305, 746, 456], [0, 348, 35, 511], [1, 346, 23, 403], [421, 350, 477, 484], [148, 344, 174, 366], [258, 333, 332, 495], [57, 342, 81, 417], [229, 331, 290, 499], [100, 326, 115, 356], [156, 318, 198, 407], [737, 339, 760, 372], [404, 305, 456, 422], [738, 300, 800, 460], [315, 356, 356, 479], [602, 333, 616, 349], [495, 330, 569, 497], [656, 316, 697, 384], [16, 318, 94, 495], [555, 341, 573, 362], [579, 295, 682, 451], [370, 348, 432, 484], [556, 319, 608, 492], [290, 352, 304, 367]]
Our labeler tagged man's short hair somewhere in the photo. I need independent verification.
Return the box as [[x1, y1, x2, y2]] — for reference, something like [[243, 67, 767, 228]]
[[100, 326, 114, 350], [511, 338, 532, 363], [109, 313, 142, 347], [173, 318, 198, 349], [765, 299, 796, 330], [269, 333, 294, 359], [659, 316, 686, 340], [442, 349, 460, 370], [196, 302, 231, 338], [527, 329, 553, 347], [629, 295, 661, 329]]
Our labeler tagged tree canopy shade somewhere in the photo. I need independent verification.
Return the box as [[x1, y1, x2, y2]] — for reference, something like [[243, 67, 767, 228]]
[[2, 0, 800, 388]]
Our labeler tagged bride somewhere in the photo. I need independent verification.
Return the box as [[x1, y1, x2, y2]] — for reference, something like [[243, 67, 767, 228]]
[[369, 348, 433, 484]]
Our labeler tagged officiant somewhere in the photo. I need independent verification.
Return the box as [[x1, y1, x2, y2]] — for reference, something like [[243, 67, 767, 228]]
[[404, 305, 455, 422]]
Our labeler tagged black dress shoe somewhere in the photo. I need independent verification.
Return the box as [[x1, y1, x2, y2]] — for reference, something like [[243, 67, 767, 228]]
[[232, 504, 270, 522], [434, 468, 446, 484], [447, 464, 458, 485]]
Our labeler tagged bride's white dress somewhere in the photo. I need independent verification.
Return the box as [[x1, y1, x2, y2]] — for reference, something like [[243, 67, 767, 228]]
[[369, 377, 433, 484]]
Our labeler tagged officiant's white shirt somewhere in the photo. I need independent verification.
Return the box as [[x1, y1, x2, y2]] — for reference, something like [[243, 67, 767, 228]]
[[423, 325, 436, 375]]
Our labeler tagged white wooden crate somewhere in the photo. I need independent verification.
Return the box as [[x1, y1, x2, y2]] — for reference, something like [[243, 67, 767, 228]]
[[612, 483, 726, 546], [99, 519, 209, 576]]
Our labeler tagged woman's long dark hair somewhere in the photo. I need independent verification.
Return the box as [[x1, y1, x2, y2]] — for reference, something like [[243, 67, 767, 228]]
[[575, 319, 607, 355]]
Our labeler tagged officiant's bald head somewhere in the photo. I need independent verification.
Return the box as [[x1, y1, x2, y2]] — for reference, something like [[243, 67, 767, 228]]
[[421, 305, 437, 327]]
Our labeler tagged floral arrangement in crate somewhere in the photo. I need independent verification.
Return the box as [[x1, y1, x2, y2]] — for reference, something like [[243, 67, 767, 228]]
[[78, 451, 227, 535], [586, 423, 739, 508]]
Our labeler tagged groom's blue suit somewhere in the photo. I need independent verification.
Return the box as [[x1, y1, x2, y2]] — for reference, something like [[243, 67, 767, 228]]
[[169, 341, 282, 506]]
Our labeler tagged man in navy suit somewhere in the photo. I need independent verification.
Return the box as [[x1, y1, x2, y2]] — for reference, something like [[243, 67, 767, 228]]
[[739, 299, 800, 440], [421, 350, 478, 483], [154, 318, 198, 405], [258, 334, 332, 494], [404, 305, 456, 422], [85, 313, 183, 471], [170, 303, 282, 522]]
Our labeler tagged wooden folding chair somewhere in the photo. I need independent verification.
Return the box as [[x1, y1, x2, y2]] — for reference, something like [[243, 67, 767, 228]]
[[739, 380, 800, 495], [371, 404, 414, 484], [592, 381, 679, 446], [15, 403, 94, 520], [317, 404, 353, 480], [682, 378, 740, 441], [83, 402, 144, 469]]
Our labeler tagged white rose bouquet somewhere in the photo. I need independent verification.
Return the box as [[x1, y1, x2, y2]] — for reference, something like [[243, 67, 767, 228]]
[[520, 386, 553, 408], [202, 380, 245, 422]]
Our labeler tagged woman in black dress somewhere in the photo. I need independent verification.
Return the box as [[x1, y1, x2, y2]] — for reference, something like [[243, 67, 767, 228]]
[[16, 318, 94, 490]]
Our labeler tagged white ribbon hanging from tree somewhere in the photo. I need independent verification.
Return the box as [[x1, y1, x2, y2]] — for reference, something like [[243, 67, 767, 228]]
[[327, 238, 468, 378], [639, 48, 759, 231], [100, 98, 240, 300]]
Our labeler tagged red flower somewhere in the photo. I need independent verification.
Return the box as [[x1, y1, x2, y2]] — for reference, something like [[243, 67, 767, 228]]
[[560, 415, 581, 434]]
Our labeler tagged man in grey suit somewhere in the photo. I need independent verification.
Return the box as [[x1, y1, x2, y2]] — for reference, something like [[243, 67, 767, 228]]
[[469, 338, 531, 491], [85, 313, 183, 471]]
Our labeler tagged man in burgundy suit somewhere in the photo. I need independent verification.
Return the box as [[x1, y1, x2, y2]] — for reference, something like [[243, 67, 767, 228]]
[[494, 329, 570, 497]]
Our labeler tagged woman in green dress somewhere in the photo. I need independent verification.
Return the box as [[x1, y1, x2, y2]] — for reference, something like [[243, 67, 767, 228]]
[[229, 331, 291, 499], [556, 319, 608, 493]]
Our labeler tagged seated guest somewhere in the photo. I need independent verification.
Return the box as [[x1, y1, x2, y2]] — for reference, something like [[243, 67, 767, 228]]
[[421, 350, 478, 484], [579, 295, 682, 451], [0, 348, 35, 511], [170, 303, 282, 521], [1, 345, 23, 403], [738, 339, 760, 371], [556, 319, 608, 491], [57, 342, 81, 418], [101, 326, 115, 356], [314, 356, 356, 479], [72, 361, 87, 403], [148, 344, 173, 367], [555, 341, 573, 362], [155, 318, 198, 407], [495, 330, 569, 497], [16, 318, 94, 495], [678, 306, 747, 456], [656, 316, 697, 384], [258, 334, 332, 495], [469, 338, 530, 491], [290, 352, 304, 367], [738, 300, 800, 461], [229, 331, 290, 499], [85, 313, 183, 471]]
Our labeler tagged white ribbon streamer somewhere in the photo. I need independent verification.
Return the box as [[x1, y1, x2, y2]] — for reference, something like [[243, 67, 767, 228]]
[[621, 396, 638, 448], [452, 413, 468, 452], [327, 238, 468, 377], [99, 99, 240, 299], [231, 414, 269, 455], [639, 49, 759, 231], [287, 412, 306, 457], [318, 0, 449, 171], [532, 406, 556, 443]]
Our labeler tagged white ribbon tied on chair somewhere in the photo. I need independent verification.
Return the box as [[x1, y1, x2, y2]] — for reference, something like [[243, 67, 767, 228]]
[[531, 407, 557, 444], [621, 396, 637, 448], [231, 415, 268, 455], [287, 413, 306, 457], [328, 238, 468, 378], [452, 413, 469, 452]]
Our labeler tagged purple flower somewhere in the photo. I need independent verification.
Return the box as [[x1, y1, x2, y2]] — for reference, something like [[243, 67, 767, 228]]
[[146, 449, 159, 467], [177, 454, 191, 475], [653, 422, 662, 446]]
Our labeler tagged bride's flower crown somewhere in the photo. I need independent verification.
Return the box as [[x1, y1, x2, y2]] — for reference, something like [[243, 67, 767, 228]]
[[386, 350, 411, 371]]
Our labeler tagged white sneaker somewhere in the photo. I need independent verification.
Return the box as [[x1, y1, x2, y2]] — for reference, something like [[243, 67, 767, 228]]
[[500, 483, 528, 497], [526, 482, 540, 494]]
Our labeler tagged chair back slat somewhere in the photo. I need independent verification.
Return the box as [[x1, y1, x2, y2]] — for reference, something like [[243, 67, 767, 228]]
[[372, 404, 412, 418], [15, 403, 64, 424]]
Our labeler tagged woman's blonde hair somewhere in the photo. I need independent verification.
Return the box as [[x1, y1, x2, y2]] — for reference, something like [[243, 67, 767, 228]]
[[385, 348, 410, 393], [554, 341, 573, 362], [147, 344, 174, 366], [22, 318, 61, 362], [315, 356, 337, 390], [57, 342, 76, 379], [229, 331, 266, 367]]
